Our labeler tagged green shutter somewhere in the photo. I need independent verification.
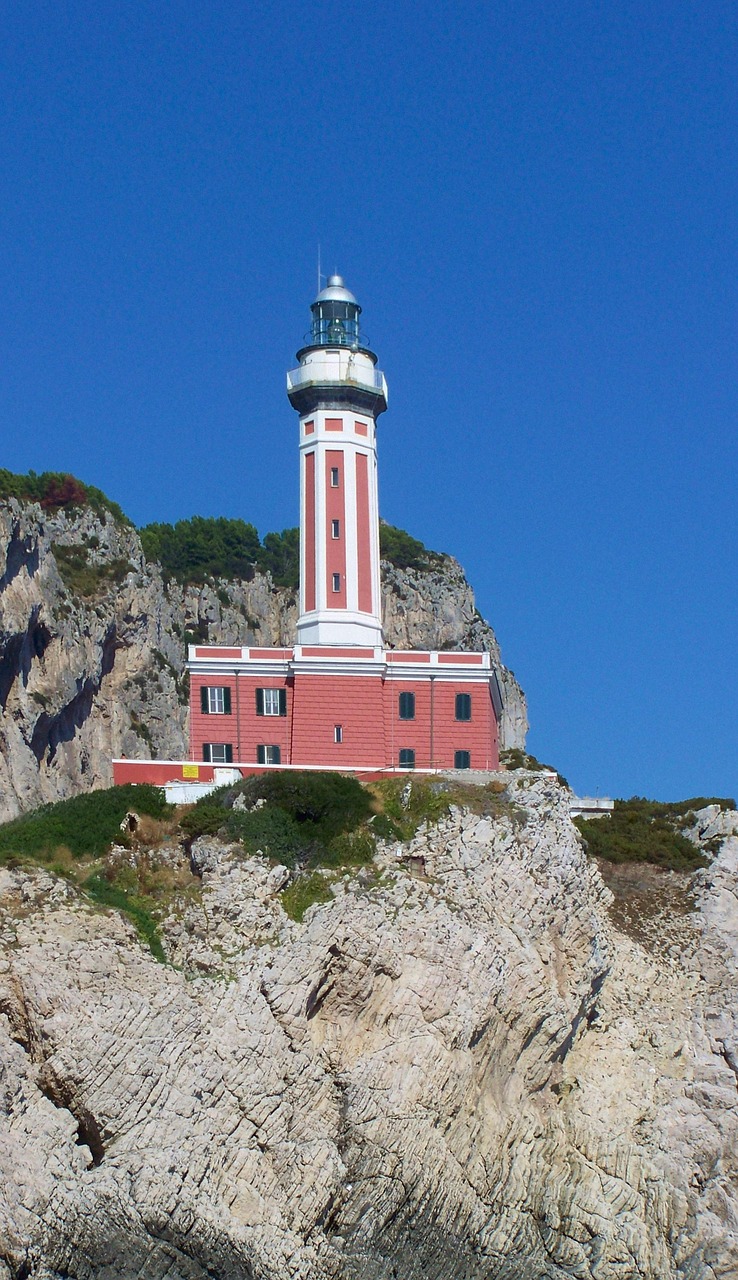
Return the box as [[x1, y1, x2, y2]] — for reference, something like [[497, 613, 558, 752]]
[[225, 744, 233, 764], [202, 745, 211, 761], [278, 689, 287, 716], [256, 689, 264, 716], [273, 746, 281, 764], [224, 687, 232, 715], [201, 687, 209, 714], [257, 745, 265, 764]]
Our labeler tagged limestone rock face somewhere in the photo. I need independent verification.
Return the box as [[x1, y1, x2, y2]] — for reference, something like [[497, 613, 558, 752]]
[[0, 501, 527, 819], [0, 501, 188, 822], [0, 781, 736, 1278]]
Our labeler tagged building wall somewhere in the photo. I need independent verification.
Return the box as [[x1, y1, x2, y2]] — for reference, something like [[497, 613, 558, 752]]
[[190, 671, 292, 765], [291, 673, 386, 767], [431, 679, 498, 771], [188, 663, 498, 771]]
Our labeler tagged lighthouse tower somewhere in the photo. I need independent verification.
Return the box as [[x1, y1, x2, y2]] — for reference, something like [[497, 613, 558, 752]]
[[114, 271, 503, 788], [287, 275, 387, 648]]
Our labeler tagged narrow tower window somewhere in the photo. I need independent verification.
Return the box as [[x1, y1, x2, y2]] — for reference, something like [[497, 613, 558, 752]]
[[330, 467, 340, 487], [332, 573, 341, 592], [334, 725, 343, 744], [331, 519, 340, 539]]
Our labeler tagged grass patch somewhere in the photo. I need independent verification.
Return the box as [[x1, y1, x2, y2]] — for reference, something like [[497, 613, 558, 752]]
[[280, 871, 334, 922], [0, 785, 171, 864], [83, 873, 165, 961], [573, 796, 735, 872]]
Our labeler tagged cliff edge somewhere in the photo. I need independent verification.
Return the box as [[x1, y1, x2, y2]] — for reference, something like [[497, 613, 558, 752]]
[[0, 778, 736, 1278]]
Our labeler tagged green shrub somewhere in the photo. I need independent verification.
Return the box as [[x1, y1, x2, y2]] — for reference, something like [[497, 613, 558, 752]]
[[231, 771, 373, 844], [0, 785, 170, 864], [0, 469, 131, 525], [318, 829, 376, 869], [224, 806, 304, 866], [280, 871, 333, 922], [179, 804, 228, 839], [140, 516, 262, 584], [573, 796, 725, 872], [371, 813, 405, 842], [180, 771, 377, 871], [258, 527, 299, 588], [379, 522, 443, 571], [83, 873, 165, 961]]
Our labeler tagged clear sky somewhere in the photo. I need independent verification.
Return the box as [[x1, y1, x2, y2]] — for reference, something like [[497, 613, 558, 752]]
[[1, 1, 735, 801]]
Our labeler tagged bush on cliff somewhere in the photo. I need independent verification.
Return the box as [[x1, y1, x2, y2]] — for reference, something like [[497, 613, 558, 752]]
[[0, 468, 131, 526], [573, 796, 734, 872], [379, 522, 443, 571], [0, 785, 171, 863], [180, 770, 374, 869], [140, 518, 301, 590]]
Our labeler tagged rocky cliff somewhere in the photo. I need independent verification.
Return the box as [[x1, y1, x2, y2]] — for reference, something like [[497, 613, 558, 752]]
[[0, 499, 527, 821], [0, 777, 736, 1278]]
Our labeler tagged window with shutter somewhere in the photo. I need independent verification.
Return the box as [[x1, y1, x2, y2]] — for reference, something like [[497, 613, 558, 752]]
[[201, 687, 231, 714], [455, 693, 472, 721], [203, 744, 233, 764], [454, 751, 471, 769], [257, 745, 281, 765], [398, 692, 415, 720], [257, 688, 286, 716], [398, 749, 415, 769]]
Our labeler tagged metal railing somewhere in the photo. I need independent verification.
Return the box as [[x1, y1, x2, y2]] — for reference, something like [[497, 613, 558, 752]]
[[303, 327, 372, 351], [287, 366, 387, 395]]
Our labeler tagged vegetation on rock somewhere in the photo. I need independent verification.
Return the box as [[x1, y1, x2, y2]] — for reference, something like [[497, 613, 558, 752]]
[[0, 784, 171, 863], [140, 517, 301, 588], [500, 748, 569, 787], [574, 796, 735, 872], [379, 521, 443, 571], [181, 770, 375, 870], [51, 543, 134, 597], [0, 785, 178, 961], [0, 468, 131, 525]]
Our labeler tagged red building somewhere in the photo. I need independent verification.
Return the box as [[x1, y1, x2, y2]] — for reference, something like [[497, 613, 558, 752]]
[[114, 277, 501, 790]]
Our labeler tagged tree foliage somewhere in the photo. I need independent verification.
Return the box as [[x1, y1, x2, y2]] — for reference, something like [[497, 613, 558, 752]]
[[379, 522, 443, 571], [0, 469, 131, 525], [140, 518, 300, 589]]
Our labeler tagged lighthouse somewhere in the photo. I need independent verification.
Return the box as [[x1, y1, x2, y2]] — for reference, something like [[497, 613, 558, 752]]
[[287, 275, 387, 648], [115, 273, 503, 788]]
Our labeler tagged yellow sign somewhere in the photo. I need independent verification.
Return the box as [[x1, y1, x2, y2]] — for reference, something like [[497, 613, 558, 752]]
[[182, 764, 200, 779]]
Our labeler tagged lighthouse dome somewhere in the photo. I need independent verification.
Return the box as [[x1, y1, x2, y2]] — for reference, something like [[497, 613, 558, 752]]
[[314, 275, 359, 306]]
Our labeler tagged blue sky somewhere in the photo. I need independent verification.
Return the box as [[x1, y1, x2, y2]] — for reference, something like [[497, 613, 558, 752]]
[[1, 1, 735, 801]]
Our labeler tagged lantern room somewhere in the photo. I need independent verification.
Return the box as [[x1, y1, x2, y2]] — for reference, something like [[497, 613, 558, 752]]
[[306, 274, 366, 352]]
